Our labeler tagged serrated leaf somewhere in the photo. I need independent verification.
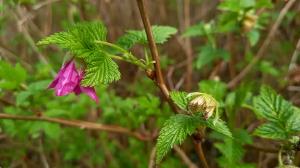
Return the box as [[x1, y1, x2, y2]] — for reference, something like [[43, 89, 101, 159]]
[[81, 53, 121, 86], [156, 113, 232, 163], [156, 114, 199, 163], [169, 91, 188, 110], [117, 25, 177, 49], [254, 122, 287, 140], [38, 22, 107, 60], [215, 129, 255, 168], [254, 86, 294, 123], [253, 86, 300, 139], [206, 119, 232, 137], [215, 138, 244, 166], [286, 108, 300, 132]]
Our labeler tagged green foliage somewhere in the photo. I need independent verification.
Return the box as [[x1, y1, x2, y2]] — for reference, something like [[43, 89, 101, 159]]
[[195, 44, 230, 70], [156, 113, 232, 163], [218, 0, 273, 12], [206, 118, 232, 137], [254, 122, 288, 140], [246, 29, 260, 46], [169, 91, 188, 110], [183, 21, 216, 37], [198, 80, 227, 101], [253, 86, 300, 140], [0, 61, 27, 90], [155, 114, 200, 163], [1, 1, 297, 167], [258, 61, 280, 77], [215, 129, 255, 168], [81, 54, 121, 86], [38, 22, 107, 60], [117, 25, 177, 49], [38, 22, 120, 86]]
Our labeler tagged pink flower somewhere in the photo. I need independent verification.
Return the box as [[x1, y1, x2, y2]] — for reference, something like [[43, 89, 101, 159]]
[[48, 60, 98, 103], [74, 71, 99, 103]]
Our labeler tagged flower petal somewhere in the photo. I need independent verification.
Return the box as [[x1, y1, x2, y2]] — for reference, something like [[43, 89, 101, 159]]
[[49, 60, 80, 96], [80, 86, 99, 103]]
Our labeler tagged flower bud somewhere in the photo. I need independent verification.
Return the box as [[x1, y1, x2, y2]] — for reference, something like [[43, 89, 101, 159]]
[[187, 93, 217, 119], [242, 14, 257, 33], [188, 96, 206, 113]]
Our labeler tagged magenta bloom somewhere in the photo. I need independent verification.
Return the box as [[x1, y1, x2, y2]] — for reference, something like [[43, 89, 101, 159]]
[[48, 60, 98, 103]]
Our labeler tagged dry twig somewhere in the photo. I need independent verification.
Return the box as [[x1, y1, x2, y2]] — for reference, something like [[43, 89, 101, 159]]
[[0, 113, 152, 141]]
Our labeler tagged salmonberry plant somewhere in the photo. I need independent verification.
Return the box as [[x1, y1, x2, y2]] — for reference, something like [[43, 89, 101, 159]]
[[0, 0, 299, 168]]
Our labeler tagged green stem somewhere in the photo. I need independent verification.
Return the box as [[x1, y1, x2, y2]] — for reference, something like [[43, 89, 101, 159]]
[[95, 40, 149, 70], [242, 104, 255, 111], [95, 40, 129, 55], [107, 53, 148, 70], [278, 149, 283, 166]]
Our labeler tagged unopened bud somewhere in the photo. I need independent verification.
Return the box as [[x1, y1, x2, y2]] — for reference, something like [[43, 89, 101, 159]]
[[187, 93, 217, 119], [242, 14, 257, 33]]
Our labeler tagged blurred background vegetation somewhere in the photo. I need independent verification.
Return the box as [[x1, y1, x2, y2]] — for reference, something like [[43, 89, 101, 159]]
[[0, 0, 300, 167]]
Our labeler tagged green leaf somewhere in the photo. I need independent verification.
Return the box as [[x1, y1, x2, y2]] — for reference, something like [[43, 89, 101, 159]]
[[286, 108, 300, 132], [218, 0, 255, 12], [81, 53, 121, 86], [195, 44, 230, 70], [258, 61, 280, 77], [247, 29, 260, 46], [0, 61, 27, 90], [27, 80, 51, 93], [156, 114, 199, 163], [255, 0, 273, 8], [117, 25, 177, 49], [215, 138, 245, 166], [206, 119, 232, 137], [38, 22, 107, 60], [234, 129, 253, 145], [38, 22, 122, 86], [169, 91, 188, 110], [254, 86, 294, 123], [183, 22, 215, 37], [253, 86, 300, 139], [215, 129, 255, 168], [199, 80, 227, 101], [16, 91, 32, 106], [254, 122, 287, 140]]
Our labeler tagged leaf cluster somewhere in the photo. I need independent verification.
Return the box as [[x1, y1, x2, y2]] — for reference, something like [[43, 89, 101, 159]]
[[253, 86, 300, 140]]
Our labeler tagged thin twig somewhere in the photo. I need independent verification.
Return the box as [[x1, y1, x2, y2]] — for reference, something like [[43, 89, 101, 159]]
[[0, 113, 152, 141], [33, 0, 60, 10], [288, 38, 300, 71], [183, 0, 193, 91], [38, 138, 50, 168], [148, 146, 157, 168], [135, 1, 209, 167], [14, 7, 55, 76], [245, 144, 278, 153], [193, 139, 209, 168], [228, 0, 297, 88], [174, 145, 199, 168], [136, 0, 170, 99]]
